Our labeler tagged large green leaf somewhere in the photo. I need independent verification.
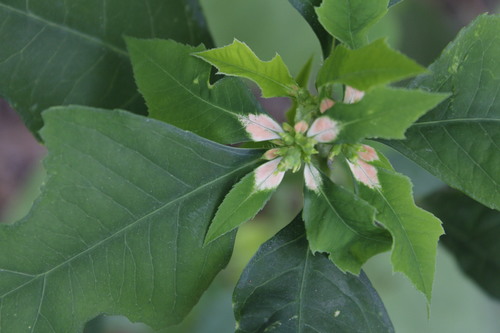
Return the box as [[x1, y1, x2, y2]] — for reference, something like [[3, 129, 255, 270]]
[[328, 87, 448, 143], [355, 152, 443, 304], [193, 40, 298, 98], [316, 0, 389, 49], [234, 216, 395, 333], [303, 176, 392, 274], [421, 187, 500, 300], [127, 38, 264, 144], [0, 0, 212, 137], [287, 0, 333, 58], [0, 107, 261, 332], [316, 39, 426, 90], [385, 15, 500, 210]]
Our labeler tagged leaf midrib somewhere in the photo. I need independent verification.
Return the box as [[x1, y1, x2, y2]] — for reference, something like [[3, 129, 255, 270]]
[[0, 158, 259, 299], [0, 3, 127, 57]]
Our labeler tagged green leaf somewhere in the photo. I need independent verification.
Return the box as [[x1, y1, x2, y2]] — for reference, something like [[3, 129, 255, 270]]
[[353, 151, 443, 303], [317, 39, 426, 90], [234, 215, 395, 333], [193, 39, 298, 98], [0, 106, 261, 332], [389, 0, 403, 6], [205, 167, 276, 245], [421, 187, 500, 300], [316, 0, 389, 49], [288, 0, 333, 58], [385, 15, 500, 211], [0, 0, 212, 138], [127, 38, 264, 144], [328, 87, 448, 143], [303, 176, 391, 274]]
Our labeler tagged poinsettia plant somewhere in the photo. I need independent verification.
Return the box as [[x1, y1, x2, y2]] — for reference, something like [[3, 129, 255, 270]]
[[0, 0, 499, 332]]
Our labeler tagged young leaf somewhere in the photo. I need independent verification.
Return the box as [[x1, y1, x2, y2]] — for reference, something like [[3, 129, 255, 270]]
[[0, 0, 212, 138], [316, 39, 426, 90], [385, 14, 500, 211], [288, 0, 333, 58], [316, 0, 389, 49], [303, 176, 392, 274], [351, 150, 443, 304], [205, 158, 284, 244], [328, 87, 449, 143], [234, 215, 395, 333], [193, 40, 298, 98], [127, 38, 265, 144], [0, 106, 261, 332], [421, 187, 500, 300]]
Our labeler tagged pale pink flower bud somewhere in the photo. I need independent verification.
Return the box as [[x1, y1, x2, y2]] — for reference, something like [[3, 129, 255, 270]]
[[320, 98, 335, 113], [344, 86, 365, 104], [294, 120, 309, 133], [358, 145, 379, 162], [254, 158, 285, 191], [304, 164, 322, 192], [307, 116, 340, 143], [240, 114, 283, 141], [263, 148, 280, 160]]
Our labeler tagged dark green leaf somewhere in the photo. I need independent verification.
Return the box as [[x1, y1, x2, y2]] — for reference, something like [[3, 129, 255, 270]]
[[127, 38, 264, 144], [0, 107, 260, 332], [317, 39, 426, 90], [234, 215, 395, 333], [388, 0, 403, 6], [421, 187, 500, 300], [385, 15, 500, 210], [193, 40, 297, 98], [328, 87, 448, 143], [316, 0, 389, 49], [303, 176, 391, 274], [0, 0, 212, 137], [287, 0, 333, 58]]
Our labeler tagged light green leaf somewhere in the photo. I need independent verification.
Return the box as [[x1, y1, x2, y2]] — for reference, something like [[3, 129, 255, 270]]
[[0, 106, 261, 332], [317, 39, 426, 90], [193, 39, 298, 98], [0, 0, 212, 138], [316, 0, 389, 49], [354, 151, 443, 303], [303, 176, 391, 274], [328, 87, 448, 142], [234, 215, 395, 333], [421, 187, 500, 300], [127, 38, 264, 144], [288, 0, 333, 58], [385, 14, 500, 210]]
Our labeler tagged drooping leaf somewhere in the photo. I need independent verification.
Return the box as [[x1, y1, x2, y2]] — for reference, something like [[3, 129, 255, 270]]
[[234, 216, 395, 333], [303, 176, 392, 274], [352, 151, 443, 304], [316, 39, 426, 90], [421, 187, 500, 300], [287, 0, 333, 58], [316, 0, 389, 49], [127, 38, 265, 144], [385, 15, 500, 210], [193, 40, 298, 98], [327, 87, 448, 143], [0, 0, 212, 138], [0, 106, 261, 332]]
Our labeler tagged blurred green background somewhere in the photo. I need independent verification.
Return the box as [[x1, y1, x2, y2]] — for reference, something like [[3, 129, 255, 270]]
[[3, 0, 500, 332]]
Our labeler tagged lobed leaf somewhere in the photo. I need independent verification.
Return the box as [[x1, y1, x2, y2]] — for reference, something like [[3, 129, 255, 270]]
[[127, 38, 265, 144], [316, 39, 426, 90], [385, 14, 500, 210], [316, 0, 389, 49], [193, 40, 298, 98], [303, 176, 392, 274], [0, 107, 261, 332], [0, 0, 212, 138], [234, 215, 395, 333], [421, 187, 500, 300], [328, 87, 449, 143]]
